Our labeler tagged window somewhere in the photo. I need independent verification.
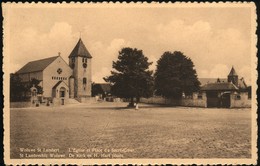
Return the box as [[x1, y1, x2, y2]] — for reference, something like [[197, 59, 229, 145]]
[[82, 57, 87, 63], [57, 68, 62, 74], [236, 94, 241, 100], [83, 77, 87, 84], [83, 78, 87, 91], [72, 58, 75, 63]]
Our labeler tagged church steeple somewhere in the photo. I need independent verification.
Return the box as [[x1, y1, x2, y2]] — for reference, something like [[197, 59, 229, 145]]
[[228, 66, 238, 87], [228, 66, 238, 76], [68, 38, 92, 100], [68, 38, 92, 58]]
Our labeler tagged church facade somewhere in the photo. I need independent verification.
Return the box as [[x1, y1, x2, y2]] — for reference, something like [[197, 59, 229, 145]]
[[16, 38, 92, 105]]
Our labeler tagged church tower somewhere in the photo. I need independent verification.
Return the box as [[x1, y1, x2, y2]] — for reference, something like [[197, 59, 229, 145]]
[[68, 38, 92, 101], [227, 66, 238, 87]]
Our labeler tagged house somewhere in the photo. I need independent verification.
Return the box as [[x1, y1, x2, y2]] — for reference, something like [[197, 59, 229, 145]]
[[92, 83, 111, 100], [199, 67, 251, 108], [140, 67, 251, 108], [15, 38, 93, 105]]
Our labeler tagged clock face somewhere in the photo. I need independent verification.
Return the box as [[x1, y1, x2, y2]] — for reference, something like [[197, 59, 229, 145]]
[[57, 68, 62, 74], [83, 63, 87, 68]]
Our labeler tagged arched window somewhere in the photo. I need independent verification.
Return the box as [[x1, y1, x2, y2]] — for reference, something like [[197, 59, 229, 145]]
[[83, 77, 87, 84]]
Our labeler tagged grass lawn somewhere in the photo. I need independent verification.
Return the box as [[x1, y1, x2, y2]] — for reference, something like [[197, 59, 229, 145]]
[[10, 102, 251, 159]]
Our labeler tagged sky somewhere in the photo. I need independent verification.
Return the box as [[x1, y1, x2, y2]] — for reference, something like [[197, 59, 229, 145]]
[[6, 4, 253, 84]]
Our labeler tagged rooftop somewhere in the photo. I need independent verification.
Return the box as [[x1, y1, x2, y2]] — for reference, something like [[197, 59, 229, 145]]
[[16, 56, 59, 74], [68, 38, 92, 58], [201, 82, 239, 91], [228, 66, 238, 76]]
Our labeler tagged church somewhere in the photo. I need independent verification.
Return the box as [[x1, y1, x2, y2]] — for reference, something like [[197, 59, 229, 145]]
[[16, 38, 93, 105]]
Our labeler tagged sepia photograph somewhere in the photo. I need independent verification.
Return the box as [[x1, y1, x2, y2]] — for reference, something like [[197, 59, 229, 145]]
[[2, 2, 257, 165]]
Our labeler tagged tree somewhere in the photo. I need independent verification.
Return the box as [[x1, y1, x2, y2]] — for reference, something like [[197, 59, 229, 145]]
[[10, 73, 27, 101], [154, 51, 200, 99], [10, 74, 43, 102], [104, 47, 154, 106]]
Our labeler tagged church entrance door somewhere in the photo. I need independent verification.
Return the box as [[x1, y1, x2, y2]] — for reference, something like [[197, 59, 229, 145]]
[[60, 87, 66, 105], [60, 87, 66, 98]]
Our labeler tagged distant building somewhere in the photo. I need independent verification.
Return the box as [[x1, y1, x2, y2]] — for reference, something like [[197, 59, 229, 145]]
[[199, 67, 251, 108], [92, 83, 111, 99], [140, 66, 251, 108], [15, 38, 93, 105]]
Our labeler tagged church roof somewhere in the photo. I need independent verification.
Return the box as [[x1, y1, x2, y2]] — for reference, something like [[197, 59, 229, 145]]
[[16, 56, 59, 74], [201, 82, 239, 91], [238, 77, 247, 89], [199, 77, 248, 89], [68, 38, 92, 58], [228, 67, 238, 76], [199, 78, 226, 86], [52, 81, 63, 89]]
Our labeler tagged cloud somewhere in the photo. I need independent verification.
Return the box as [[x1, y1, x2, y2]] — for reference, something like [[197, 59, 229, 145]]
[[10, 22, 132, 83], [148, 55, 157, 72], [92, 67, 111, 83], [198, 64, 251, 85], [49, 22, 73, 39], [198, 64, 229, 78], [156, 20, 212, 51], [238, 66, 251, 85], [154, 19, 251, 84], [10, 22, 76, 73], [10, 18, 251, 86], [89, 38, 132, 82]]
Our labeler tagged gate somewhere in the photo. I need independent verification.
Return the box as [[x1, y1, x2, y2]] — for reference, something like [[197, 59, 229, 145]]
[[220, 92, 231, 108], [206, 91, 219, 108]]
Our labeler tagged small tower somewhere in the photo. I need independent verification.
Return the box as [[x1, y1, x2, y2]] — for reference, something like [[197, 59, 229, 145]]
[[68, 38, 92, 101], [228, 66, 238, 87]]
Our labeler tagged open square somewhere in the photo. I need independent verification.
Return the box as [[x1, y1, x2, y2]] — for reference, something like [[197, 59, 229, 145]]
[[10, 102, 251, 159]]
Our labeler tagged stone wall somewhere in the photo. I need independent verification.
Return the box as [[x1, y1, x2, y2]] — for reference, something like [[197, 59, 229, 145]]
[[180, 98, 207, 107], [53, 98, 69, 106], [76, 97, 96, 103], [140, 91, 250, 108], [10, 102, 32, 108], [230, 92, 251, 108], [140, 97, 180, 105], [140, 92, 207, 107]]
